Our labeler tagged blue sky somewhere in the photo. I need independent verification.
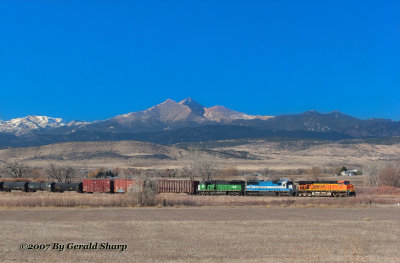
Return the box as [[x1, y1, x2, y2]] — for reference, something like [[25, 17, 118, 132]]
[[1, 1, 399, 121]]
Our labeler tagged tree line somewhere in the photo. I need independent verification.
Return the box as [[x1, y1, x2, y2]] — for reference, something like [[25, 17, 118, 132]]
[[2, 157, 400, 188], [1, 161, 118, 182]]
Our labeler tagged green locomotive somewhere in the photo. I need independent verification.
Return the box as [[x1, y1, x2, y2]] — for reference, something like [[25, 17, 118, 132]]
[[198, 180, 245, 195]]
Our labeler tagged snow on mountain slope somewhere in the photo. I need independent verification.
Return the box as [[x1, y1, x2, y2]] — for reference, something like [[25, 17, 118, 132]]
[[0, 98, 274, 135], [113, 99, 206, 125], [204, 105, 274, 122], [0, 116, 84, 135], [113, 98, 273, 125]]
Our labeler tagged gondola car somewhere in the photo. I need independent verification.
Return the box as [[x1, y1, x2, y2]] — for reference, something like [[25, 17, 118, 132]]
[[156, 179, 199, 195]]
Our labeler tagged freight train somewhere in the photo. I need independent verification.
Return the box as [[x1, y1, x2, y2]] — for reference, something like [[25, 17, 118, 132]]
[[154, 179, 355, 197], [0, 178, 356, 197]]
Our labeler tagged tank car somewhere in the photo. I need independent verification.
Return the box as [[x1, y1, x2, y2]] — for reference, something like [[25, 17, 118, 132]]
[[2, 182, 29, 192], [27, 182, 48, 192], [50, 182, 83, 193]]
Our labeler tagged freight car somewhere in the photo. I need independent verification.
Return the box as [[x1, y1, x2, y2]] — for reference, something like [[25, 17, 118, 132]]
[[296, 180, 356, 197], [27, 182, 48, 192], [2, 182, 29, 192], [198, 180, 245, 195], [114, 179, 135, 193], [82, 179, 113, 193], [50, 182, 83, 193], [246, 180, 295, 196], [156, 179, 199, 195]]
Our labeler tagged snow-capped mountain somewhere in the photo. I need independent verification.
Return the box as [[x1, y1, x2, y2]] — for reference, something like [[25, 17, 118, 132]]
[[105, 98, 273, 131], [1, 98, 399, 149], [0, 116, 85, 135], [113, 98, 207, 126], [0, 98, 273, 136]]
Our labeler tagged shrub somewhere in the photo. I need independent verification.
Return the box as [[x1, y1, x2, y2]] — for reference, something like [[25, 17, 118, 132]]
[[127, 179, 157, 206]]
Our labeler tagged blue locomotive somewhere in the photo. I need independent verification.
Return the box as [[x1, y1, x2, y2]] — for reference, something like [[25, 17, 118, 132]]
[[245, 180, 295, 196]]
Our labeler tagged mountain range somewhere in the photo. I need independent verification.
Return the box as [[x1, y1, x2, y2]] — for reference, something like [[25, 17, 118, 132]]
[[0, 98, 399, 148]]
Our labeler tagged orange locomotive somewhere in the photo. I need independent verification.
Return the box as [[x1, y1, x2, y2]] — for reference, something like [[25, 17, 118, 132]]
[[296, 180, 356, 197]]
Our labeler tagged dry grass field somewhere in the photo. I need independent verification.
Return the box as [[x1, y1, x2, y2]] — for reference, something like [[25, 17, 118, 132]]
[[1, 139, 400, 170], [0, 188, 399, 208], [1, 139, 399, 262], [0, 207, 399, 263]]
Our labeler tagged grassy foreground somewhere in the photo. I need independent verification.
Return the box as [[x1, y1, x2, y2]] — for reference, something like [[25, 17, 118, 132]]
[[0, 207, 399, 263], [0, 186, 400, 208]]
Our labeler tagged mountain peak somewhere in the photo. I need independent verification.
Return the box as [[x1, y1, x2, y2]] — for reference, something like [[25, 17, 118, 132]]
[[161, 98, 177, 104], [179, 97, 205, 116], [179, 97, 195, 104], [144, 99, 180, 112]]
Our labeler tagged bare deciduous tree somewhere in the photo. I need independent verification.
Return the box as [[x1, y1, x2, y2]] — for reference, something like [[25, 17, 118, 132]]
[[3, 161, 30, 178], [309, 167, 322, 181], [216, 167, 239, 180], [261, 168, 281, 181], [378, 166, 400, 187], [197, 153, 217, 182], [183, 149, 200, 181], [365, 166, 380, 186], [179, 165, 191, 178], [128, 172, 156, 206], [268, 169, 282, 181], [333, 166, 343, 176], [31, 168, 45, 180], [183, 149, 218, 181], [47, 164, 75, 182]]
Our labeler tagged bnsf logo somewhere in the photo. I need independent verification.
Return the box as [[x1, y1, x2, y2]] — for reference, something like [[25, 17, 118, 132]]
[[313, 185, 332, 189]]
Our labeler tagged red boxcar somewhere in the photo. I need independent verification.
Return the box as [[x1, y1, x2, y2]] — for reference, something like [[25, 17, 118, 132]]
[[156, 179, 199, 194], [82, 179, 113, 193], [114, 179, 135, 193]]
